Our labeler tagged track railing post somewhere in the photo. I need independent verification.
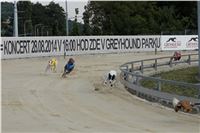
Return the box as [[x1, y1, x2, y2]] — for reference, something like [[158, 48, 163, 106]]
[[155, 59, 157, 71], [131, 63, 134, 72], [188, 55, 191, 65], [169, 59, 172, 67], [157, 77, 161, 91], [141, 61, 144, 74], [135, 72, 141, 86]]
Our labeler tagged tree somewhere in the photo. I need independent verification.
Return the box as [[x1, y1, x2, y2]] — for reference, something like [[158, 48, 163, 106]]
[[82, 5, 91, 35], [1, 1, 70, 36], [83, 1, 105, 35], [46, 1, 66, 36], [17, 1, 33, 36], [1, 2, 14, 36], [32, 2, 46, 35], [1, 1, 198, 36], [71, 8, 80, 35], [82, 1, 198, 35]]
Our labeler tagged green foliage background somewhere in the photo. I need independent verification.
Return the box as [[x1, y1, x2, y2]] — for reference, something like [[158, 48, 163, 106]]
[[1, 1, 83, 36], [1, 1, 198, 36], [82, 1, 197, 35]]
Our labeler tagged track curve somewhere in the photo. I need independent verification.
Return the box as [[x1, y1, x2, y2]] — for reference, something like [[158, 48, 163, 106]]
[[2, 51, 200, 133]]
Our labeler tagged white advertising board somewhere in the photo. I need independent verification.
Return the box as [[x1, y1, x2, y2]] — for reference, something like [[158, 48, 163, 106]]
[[161, 35, 198, 51], [1, 36, 161, 59]]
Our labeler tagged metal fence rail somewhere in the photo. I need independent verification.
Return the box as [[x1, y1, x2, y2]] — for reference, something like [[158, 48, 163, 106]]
[[120, 53, 200, 113], [122, 54, 198, 73]]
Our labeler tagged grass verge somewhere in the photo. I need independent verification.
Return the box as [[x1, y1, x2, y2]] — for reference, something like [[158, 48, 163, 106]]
[[141, 66, 199, 98]]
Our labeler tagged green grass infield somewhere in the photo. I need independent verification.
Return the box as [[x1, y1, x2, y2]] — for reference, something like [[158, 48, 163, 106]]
[[141, 66, 199, 98]]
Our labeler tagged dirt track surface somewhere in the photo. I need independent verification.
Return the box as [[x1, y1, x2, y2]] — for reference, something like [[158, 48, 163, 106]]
[[2, 51, 200, 133]]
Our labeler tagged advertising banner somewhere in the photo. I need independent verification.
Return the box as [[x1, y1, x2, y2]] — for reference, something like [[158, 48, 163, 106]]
[[1, 36, 161, 59], [161, 35, 198, 51]]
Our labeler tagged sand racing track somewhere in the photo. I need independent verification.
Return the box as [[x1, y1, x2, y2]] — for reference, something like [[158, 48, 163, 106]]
[[2, 51, 200, 133]]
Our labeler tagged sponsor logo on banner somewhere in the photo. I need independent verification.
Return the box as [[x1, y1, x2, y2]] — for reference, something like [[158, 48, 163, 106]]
[[164, 37, 181, 49], [186, 37, 198, 48]]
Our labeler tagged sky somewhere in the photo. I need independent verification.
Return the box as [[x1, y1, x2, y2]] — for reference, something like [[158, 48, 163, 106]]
[[1, 0, 89, 23]]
